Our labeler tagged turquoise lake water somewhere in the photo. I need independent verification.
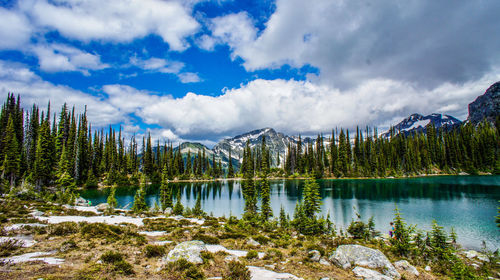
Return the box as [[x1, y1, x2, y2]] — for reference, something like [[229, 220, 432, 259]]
[[80, 176, 500, 250]]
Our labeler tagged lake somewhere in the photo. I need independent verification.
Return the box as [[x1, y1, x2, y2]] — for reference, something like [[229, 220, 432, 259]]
[[80, 176, 500, 250]]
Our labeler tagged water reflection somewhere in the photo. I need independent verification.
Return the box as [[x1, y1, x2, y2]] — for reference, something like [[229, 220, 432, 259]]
[[80, 176, 500, 250]]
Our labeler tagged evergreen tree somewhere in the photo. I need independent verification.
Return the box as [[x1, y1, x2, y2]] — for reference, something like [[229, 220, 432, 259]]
[[279, 205, 289, 228], [1, 116, 20, 188], [132, 174, 148, 213], [173, 188, 184, 215], [160, 165, 172, 210], [302, 177, 321, 219], [107, 184, 118, 211], [227, 148, 234, 178]]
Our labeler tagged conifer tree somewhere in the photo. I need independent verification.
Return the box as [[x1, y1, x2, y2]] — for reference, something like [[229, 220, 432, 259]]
[[227, 148, 234, 178], [132, 174, 148, 213], [1, 116, 20, 188], [107, 184, 118, 211], [279, 205, 289, 228], [160, 165, 172, 210], [303, 177, 321, 219], [173, 188, 184, 215]]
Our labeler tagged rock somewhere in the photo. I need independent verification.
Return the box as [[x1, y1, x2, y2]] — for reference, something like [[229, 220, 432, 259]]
[[394, 260, 419, 276], [264, 264, 276, 270], [164, 207, 172, 215], [162, 240, 206, 264], [95, 203, 109, 212], [319, 257, 331, 266], [308, 250, 321, 262], [224, 255, 239, 262], [246, 266, 303, 280], [75, 197, 88, 206], [468, 81, 500, 124], [329, 245, 400, 279], [247, 237, 260, 247], [31, 210, 44, 216], [464, 250, 490, 262], [352, 266, 392, 280], [425, 266, 431, 272], [320, 278, 330, 280]]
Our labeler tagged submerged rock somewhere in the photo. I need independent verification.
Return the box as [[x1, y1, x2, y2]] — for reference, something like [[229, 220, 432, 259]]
[[394, 260, 419, 276], [163, 240, 206, 264], [352, 266, 392, 280], [329, 245, 400, 279]]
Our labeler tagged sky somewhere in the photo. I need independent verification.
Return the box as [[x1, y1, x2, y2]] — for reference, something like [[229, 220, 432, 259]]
[[0, 0, 499, 147]]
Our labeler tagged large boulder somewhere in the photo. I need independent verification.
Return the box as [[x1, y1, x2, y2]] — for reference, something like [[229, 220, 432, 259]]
[[468, 81, 500, 124], [353, 266, 392, 280], [246, 266, 303, 280], [163, 241, 207, 264], [329, 245, 400, 279], [394, 260, 419, 276]]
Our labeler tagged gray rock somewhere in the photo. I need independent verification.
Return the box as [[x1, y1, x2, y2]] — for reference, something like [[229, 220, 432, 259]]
[[247, 237, 260, 247], [352, 266, 392, 280], [468, 81, 500, 124], [329, 245, 400, 279], [224, 255, 239, 262], [162, 240, 206, 264], [394, 260, 419, 276], [246, 266, 303, 280], [164, 207, 172, 215], [96, 203, 109, 212], [319, 257, 331, 266], [308, 250, 321, 262], [31, 210, 44, 216], [425, 266, 431, 272], [75, 197, 87, 206], [464, 250, 490, 262]]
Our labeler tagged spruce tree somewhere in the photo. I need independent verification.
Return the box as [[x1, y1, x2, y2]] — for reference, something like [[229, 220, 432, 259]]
[[132, 174, 148, 213], [1, 116, 20, 188], [227, 148, 234, 178], [173, 188, 184, 215], [107, 184, 118, 211], [303, 177, 321, 219]]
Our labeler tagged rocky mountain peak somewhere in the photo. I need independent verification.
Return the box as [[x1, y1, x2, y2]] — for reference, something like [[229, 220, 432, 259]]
[[467, 81, 500, 124]]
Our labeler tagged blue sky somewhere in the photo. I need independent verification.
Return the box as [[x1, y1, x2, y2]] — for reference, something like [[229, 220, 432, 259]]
[[0, 0, 499, 146]]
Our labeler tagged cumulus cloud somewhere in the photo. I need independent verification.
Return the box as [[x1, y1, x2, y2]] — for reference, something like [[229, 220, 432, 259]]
[[19, 0, 200, 51], [31, 43, 109, 74], [0, 7, 32, 49], [103, 73, 499, 140], [212, 0, 500, 89], [129, 57, 202, 83]]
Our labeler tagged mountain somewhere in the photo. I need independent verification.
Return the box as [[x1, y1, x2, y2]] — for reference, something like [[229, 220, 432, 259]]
[[212, 127, 296, 168], [174, 142, 229, 169], [467, 81, 500, 124], [382, 113, 462, 137]]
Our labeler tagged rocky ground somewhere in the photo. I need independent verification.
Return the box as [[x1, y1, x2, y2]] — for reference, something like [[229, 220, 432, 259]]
[[0, 199, 498, 280]]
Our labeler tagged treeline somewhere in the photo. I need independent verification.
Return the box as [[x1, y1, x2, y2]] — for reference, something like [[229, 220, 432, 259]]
[[279, 122, 499, 178], [0, 94, 224, 201]]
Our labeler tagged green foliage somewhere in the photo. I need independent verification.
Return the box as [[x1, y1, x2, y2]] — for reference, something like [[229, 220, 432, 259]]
[[391, 207, 414, 257], [279, 205, 289, 229], [100, 250, 124, 264], [107, 185, 117, 210], [143, 245, 165, 258], [100, 250, 134, 275], [48, 222, 79, 236], [192, 233, 220, 244], [496, 201, 500, 228], [164, 259, 204, 279], [192, 189, 205, 216], [246, 250, 258, 259], [173, 189, 184, 215], [160, 165, 172, 210], [224, 260, 251, 280], [302, 177, 321, 219], [131, 174, 148, 213]]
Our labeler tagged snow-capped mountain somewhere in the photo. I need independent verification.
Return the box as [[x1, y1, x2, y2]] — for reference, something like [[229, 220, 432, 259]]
[[382, 113, 462, 137], [212, 127, 295, 168]]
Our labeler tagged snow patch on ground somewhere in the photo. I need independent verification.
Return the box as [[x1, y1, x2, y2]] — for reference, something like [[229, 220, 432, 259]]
[[205, 245, 265, 259], [168, 216, 205, 225], [0, 235, 36, 247], [247, 266, 303, 280], [3, 223, 47, 231], [152, 240, 173, 245], [139, 231, 167, 237], [1, 251, 64, 265], [36, 215, 162, 227]]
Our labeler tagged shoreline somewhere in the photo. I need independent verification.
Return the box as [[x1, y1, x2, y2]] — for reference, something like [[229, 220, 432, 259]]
[[91, 172, 495, 190]]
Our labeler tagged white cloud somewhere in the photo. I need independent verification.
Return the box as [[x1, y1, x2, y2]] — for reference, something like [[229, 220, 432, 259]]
[[178, 72, 202, 83], [20, 0, 200, 51], [0, 61, 121, 126], [31, 44, 109, 74], [103, 73, 498, 139], [130, 57, 184, 74], [204, 12, 257, 59], [0, 7, 32, 49], [211, 0, 500, 88]]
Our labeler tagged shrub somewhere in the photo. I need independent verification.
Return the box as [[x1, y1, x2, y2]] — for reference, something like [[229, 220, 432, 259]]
[[144, 245, 165, 258], [224, 260, 251, 280], [0, 238, 22, 257], [48, 222, 79, 236], [252, 235, 270, 245], [100, 250, 124, 264], [193, 233, 220, 244], [165, 259, 204, 279], [113, 260, 134, 275], [246, 250, 258, 259], [80, 223, 123, 240], [200, 251, 214, 263]]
